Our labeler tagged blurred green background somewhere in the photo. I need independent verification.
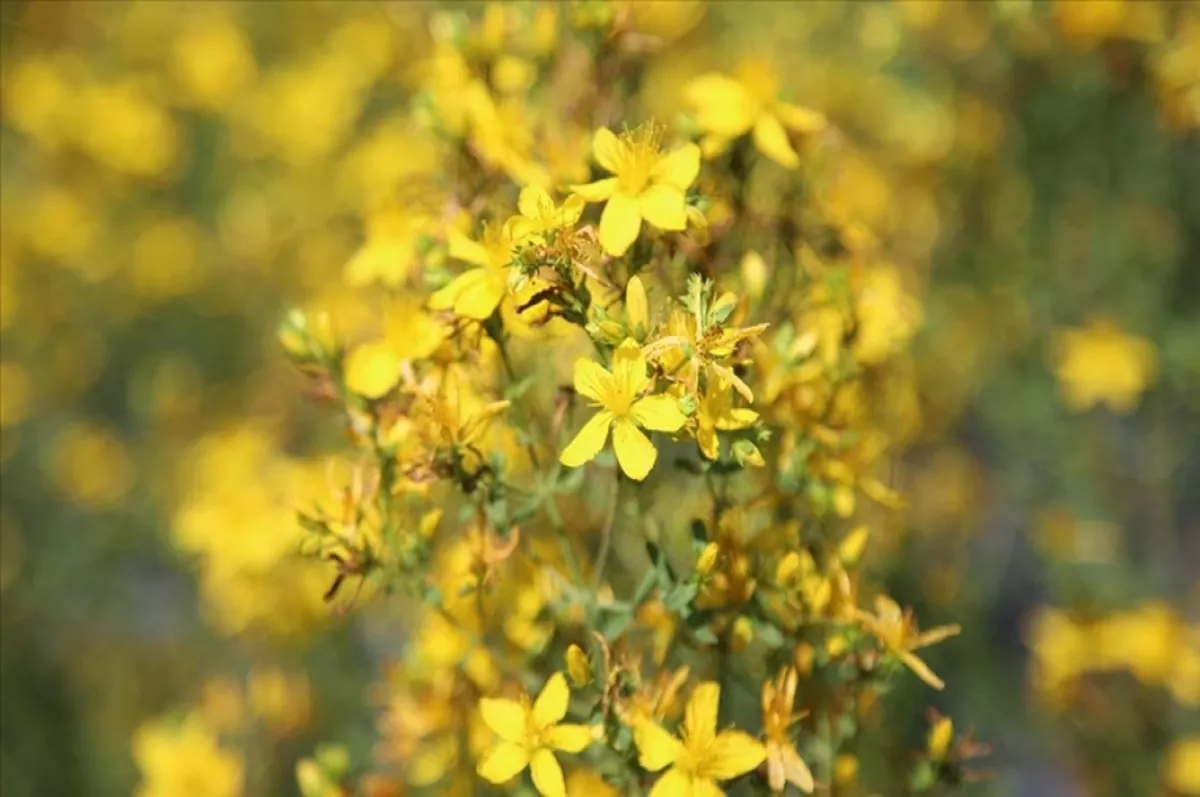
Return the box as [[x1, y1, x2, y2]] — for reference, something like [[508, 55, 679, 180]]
[[1, 2, 1197, 796]]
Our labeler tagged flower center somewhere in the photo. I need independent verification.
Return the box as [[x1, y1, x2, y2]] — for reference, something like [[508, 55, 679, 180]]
[[616, 123, 664, 195]]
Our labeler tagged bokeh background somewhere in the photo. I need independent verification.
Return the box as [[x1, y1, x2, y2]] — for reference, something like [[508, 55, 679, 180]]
[[1, 2, 1197, 796]]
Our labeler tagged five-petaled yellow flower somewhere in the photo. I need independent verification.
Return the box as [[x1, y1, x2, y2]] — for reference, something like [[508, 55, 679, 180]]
[[685, 60, 826, 169], [634, 681, 767, 797], [560, 339, 687, 481], [477, 672, 594, 797], [570, 124, 700, 257]]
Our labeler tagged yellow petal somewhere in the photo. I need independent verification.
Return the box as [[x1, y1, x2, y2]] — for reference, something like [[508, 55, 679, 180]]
[[700, 133, 733, 160], [633, 721, 683, 772], [532, 672, 570, 727], [652, 143, 701, 192], [448, 229, 493, 268], [344, 342, 401, 399], [611, 339, 651, 396], [697, 424, 719, 460], [685, 73, 756, 136], [899, 651, 945, 691], [530, 749, 566, 797], [631, 395, 686, 432], [714, 407, 758, 431], [782, 744, 815, 792], [560, 194, 586, 226], [453, 269, 507, 320], [479, 698, 528, 743], [598, 193, 642, 256], [612, 417, 656, 481], [689, 778, 724, 797], [706, 731, 767, 780], [683, 682, 720, 749], [574, 357, 613, 403], [648, 768, 690, 797], [477, 741, 530, 784], [625, 275, 649, 335], [547, 724, 593, 753], [911, 624, 962, 650], [519, 185, 554, 220], [568, 178, 618, 202], [775, 102, 827, 133], [560, 411, 613, 468], [639, 185, 687, 231], [753, 114, 799, 169], [428, 268, 493, 318], [592, 127, 623, 174]]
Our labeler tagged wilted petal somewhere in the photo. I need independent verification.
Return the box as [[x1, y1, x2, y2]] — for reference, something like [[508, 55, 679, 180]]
[[782, 743, 815, 792], [612, 418, 656, 481]]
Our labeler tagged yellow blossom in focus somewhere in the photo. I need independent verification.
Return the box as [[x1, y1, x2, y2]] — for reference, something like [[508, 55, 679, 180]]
[[560, 340, 687, 481], [1052, 318, 1157, 414], [477, 673, 594, 797], [633, 681, 767, 797], [570, 124, 700, 256]]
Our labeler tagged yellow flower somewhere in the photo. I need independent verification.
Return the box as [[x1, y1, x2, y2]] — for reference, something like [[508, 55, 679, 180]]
[[559, 340, 687, 481], [761, 667, 814, 793], [695, 379, 759, 460], [477, 673, 594, 797], [1163, 735, 1200, 795], [633, 681, 766, 796], [510, 186, 585, 241], [856, 595, 961, 690], [1051, 318, 1157, 414], [570, 124, 700, 256], [430, 221, 521, 320], [685, 59, 826, 168], [133, 714, 244, 797]]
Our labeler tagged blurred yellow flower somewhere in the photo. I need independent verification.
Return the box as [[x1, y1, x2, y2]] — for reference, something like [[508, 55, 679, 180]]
[[133, 714, 244, 797], [1164, 736, 1200, 795], [762, 667, 814, 793], [49, 422, 134, 510], [686, 60, 826, 168], [1051, 318, 1157, 414]]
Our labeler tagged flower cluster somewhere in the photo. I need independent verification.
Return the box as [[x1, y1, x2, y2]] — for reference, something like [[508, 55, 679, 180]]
[[275, 4, 970, 796]]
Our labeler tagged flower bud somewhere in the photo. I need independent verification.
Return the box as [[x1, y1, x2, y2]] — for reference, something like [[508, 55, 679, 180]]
[[732, 440, 765, 468], [695, 542, 720, 576], [566, 644, 591, 687]]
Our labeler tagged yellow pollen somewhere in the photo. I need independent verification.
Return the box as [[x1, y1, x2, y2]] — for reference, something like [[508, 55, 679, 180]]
[[616, 123, 665, 194]]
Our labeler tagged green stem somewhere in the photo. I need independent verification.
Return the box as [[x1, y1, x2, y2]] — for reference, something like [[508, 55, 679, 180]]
[[591, 472, 622, 592]]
